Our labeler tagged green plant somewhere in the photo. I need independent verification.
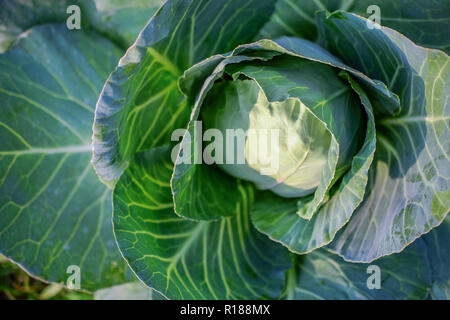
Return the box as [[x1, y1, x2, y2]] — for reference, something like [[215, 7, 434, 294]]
[[0, 0, 449, 300]]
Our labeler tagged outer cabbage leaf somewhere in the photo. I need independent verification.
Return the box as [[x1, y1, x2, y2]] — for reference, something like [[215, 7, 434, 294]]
[[286, 218, 450, 300], [0, 0, 74, 52], [423, 217, 450, 299], [258, 0, 450, 54], [349, 0, 450, 54], [113, 146, 291, 299], [0, 25, 132, 290], [83, 0, 165, 47], [257, 0, 349, 42], [318, 12, 449, 262], [0, 0, 164, 52]]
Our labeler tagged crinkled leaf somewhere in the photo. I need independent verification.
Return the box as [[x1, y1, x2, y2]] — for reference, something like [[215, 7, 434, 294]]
[[318, 12, 449, 262], [0, 25, 132, 290], [92, 0, 277, 187], [113, 146, 291, 299]]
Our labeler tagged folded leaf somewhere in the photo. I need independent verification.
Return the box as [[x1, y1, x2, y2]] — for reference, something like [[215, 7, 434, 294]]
[[251, 72, 376, 253]]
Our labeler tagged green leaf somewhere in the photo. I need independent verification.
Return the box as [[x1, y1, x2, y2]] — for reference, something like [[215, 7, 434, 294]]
[[423, 217, 450, 299], [0, 0, 165, 51], [318, 12, 449, 262], [258, 0, 450, 54], [171, 116, 253, 220], [0, 25, 131, 291], [289, 250, 429, 300], [287, 218, 450, 300], [251, 72, 376, 253], [0, 0, 74, 52], [92, 0, 277, 187], [113, 146, 291, 299]]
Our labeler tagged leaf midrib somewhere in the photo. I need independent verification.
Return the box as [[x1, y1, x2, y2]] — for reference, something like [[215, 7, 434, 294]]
[[0, 145, 92, 155]]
